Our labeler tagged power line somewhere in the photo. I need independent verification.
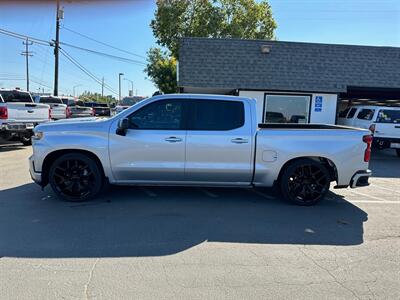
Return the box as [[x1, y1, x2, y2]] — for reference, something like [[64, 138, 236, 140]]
[[59, 48, 118, 96], [0, 28, 51, 46], [62, 25, 147, 60], [59, 41, 146, 66], [0, 27, 146, 66]]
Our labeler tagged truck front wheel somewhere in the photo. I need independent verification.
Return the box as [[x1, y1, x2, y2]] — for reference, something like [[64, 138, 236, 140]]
[[20, 135, 32, 146], [280, 159, 330, 206], [49, 153, 103, 202]]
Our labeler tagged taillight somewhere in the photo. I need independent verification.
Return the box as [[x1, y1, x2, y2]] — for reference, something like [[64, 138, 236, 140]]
[[49, 108, 52, 120], [369, 124, 376, 134], [66, 107, 71, 118], [92, 108, 96, 116], [363, 135, 373, 162], [0, 106, 8, 119]]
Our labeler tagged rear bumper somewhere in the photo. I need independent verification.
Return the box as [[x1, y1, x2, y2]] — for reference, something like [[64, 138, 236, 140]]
[[29, 155, 42, 185], [350, 169, 372, 188]]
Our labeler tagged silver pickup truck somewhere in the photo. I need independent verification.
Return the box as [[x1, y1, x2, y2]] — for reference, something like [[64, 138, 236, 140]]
[[29, 94, 372, 205]]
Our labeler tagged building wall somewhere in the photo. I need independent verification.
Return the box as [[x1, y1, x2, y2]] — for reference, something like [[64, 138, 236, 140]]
[[239, 90, 338, 124]]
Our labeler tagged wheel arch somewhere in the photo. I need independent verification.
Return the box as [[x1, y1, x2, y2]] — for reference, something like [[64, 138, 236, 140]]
[[276, 156, 338, 186], [41, 149, 106, 187]]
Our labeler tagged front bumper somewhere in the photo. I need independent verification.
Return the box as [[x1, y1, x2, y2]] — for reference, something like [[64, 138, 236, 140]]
[[350, 169, 372, 188], [29, 155, 42, 185]]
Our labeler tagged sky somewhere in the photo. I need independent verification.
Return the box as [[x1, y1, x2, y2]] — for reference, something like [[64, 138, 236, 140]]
[[0, 0, 399, 98]]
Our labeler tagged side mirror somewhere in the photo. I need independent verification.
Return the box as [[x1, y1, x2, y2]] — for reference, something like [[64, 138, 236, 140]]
[[116, 118, 130, 136]]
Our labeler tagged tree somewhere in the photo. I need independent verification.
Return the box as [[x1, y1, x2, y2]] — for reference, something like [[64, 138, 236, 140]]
[[78, 91, 116, 104], [146, 0, 277, 93], [145, 48, 177, 94]]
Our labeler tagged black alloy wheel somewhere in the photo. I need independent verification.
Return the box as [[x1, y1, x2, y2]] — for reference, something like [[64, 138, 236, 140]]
[[49, 153, 103, 202], [280, 159, 330, 206]]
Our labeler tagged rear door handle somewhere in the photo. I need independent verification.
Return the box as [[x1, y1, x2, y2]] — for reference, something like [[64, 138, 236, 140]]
[[165, 136, 182, 143], [231, 138, 249, 144]]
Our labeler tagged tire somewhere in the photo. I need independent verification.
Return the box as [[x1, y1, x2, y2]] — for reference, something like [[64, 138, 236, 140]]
[[20, 135, 32, 146], [49, 153, 103, 202], [280, 158, 330, 206], [396, 149, 400, 158]]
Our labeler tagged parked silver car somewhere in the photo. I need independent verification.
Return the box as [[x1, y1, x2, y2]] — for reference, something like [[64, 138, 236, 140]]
[[29, 94, 372, 205]]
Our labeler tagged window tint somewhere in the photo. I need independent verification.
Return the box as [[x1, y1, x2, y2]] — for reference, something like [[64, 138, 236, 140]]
[[357, 109, 375, 120], [191, 100, 244, 130], [129, 99, 183, 129], [347, 108, 357, 118], [376, 110, 400, 124], [39, 97, 62, 104], [0, 91, 33, 103], [338, 108, 350, 118]]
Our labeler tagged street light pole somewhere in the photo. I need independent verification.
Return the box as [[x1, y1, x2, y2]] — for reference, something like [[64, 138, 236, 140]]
[[123, 78, 133, 96], [118, 73, 124, 103], [73, 84, 82, 97]]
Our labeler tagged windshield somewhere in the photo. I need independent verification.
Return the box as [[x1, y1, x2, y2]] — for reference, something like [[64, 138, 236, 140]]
[[0, 91, 33, 103], [39, 97, 63, 104], [376, 109, 400, 124]]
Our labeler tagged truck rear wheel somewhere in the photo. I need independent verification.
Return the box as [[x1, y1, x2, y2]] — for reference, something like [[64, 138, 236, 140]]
[[49, 153, 103, 202], [280, 158, 330, 206]]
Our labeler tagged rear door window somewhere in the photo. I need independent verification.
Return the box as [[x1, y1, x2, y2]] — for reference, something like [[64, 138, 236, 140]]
[[376, 110, 400, 124], [357, 109, 375, 120], [347, 108, 358, 118], [190, 100, 244, 130]]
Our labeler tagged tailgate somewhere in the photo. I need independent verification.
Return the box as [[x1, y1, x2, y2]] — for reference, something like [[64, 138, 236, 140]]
[[72, 106, 92, 115], [7, 102, 49, 122], [375, 123, 400, 139]]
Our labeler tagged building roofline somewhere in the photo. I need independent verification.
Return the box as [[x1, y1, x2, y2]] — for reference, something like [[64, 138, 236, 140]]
[[181, 37, 400, 50]]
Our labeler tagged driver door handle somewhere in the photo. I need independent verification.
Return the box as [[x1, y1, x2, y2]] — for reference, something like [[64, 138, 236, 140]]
[[165, 136, 182, 143], [231, 138, 249, 144]]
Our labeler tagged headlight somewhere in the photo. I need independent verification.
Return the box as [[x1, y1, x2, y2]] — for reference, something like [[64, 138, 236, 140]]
[[32, 131, 44, 140]]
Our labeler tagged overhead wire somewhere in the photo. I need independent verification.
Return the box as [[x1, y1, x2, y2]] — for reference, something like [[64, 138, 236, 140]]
[[61, 25, 147, 60]]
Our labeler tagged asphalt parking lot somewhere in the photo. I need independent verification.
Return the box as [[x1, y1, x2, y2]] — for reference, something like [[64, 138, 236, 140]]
[[0, 143, 399, 299]]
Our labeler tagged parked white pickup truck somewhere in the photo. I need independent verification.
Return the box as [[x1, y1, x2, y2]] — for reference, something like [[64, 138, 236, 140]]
[[29, 94, 372, 205], [35, 96, 68, 120], [0, 89, 50, 145]]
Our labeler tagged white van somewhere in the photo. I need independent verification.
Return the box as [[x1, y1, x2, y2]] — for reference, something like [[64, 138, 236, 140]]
[[338, 105, 400, 157]]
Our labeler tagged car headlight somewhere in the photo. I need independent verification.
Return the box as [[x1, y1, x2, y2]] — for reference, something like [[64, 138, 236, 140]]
[[32, 131, 44, 140]]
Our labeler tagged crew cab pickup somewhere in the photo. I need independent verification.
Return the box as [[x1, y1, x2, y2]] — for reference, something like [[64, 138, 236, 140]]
[[0, 89, 50, 145], [29, 94, 372, 205], [35, 96, 68, 120]]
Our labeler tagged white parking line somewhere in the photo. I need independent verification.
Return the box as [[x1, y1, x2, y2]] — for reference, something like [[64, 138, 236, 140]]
[[346, 200, 400, 204], [250, 189, 276, 200], [140, 188, 157, 197], [349, 189, 391, 202], [368, 184, 399, 193], [197, 188, 218, 198]]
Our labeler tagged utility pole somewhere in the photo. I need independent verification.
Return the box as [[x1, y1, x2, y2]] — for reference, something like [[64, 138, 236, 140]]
[[21, 38, 33, 91], [118, 72, 124, 103], [53, 0, 63, 96], [101, 77, 104, 97]]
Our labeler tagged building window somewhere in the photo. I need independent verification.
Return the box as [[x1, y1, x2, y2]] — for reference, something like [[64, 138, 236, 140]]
[[264, 94, 311, 123]]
